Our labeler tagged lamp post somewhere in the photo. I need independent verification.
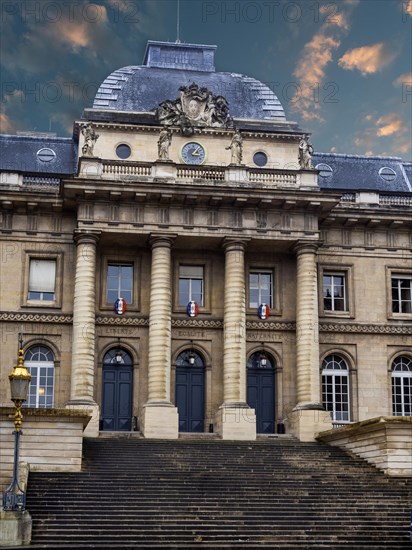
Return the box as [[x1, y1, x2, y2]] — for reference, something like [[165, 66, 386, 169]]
[[3, 337, 31, 511]]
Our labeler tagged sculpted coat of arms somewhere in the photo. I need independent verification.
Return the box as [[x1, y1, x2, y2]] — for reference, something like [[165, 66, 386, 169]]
[[157, 83, 232, 132]]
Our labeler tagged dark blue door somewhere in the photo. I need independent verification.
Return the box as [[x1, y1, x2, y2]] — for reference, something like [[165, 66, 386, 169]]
[[175, 350, 205, 432], [247, 352, 275, 434], [101, 349, 133, 431]]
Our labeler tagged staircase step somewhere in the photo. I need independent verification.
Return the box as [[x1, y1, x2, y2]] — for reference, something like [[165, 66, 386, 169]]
[[25, 438, 412, 548]]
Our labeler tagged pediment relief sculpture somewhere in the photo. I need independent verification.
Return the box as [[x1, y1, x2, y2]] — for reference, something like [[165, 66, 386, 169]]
[[157, 83, 233, 132]]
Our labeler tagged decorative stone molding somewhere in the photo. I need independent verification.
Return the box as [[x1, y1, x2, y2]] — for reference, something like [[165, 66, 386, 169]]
[[1, 313, 410, 335], [96, 316, 149, 326], [246, 321, 296, 331], [319, 323, 412, 334], [172, 319, 224, 329], [0, 312, 73, 323]]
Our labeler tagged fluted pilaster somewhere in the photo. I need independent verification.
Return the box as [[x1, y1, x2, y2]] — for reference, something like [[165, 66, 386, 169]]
[[294, 241, 321, 406], [70, 231, 100, 402], [147, 235, 174, 402], [223, 239, 247, 403]]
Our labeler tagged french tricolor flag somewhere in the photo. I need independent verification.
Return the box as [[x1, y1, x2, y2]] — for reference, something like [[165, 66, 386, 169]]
[[114, 298, 127, 315], [187, 301, 199, 317], [258, 303, 270, 320]]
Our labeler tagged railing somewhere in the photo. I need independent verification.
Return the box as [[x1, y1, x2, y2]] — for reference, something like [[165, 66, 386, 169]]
[[23, 176, 60, 188], [249, 170, 297, 186], [332, 421, 353, 429], [102, 161, 152, 177], [177, 166, 225, 181], [379, 195, 412, 206], [340, 193, 356, 203]]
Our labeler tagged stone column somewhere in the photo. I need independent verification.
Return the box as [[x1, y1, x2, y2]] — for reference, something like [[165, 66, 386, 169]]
[[141, 234, 178, 439], [66, 230, 100, 437], [215, 239, 256, 440], [286, 241, 332, 441]]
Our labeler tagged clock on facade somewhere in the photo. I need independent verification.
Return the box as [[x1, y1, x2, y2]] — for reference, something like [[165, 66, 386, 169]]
[[181, 142, 206, 165]]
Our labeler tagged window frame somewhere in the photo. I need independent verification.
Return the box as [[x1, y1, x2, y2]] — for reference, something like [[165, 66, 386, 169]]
[[387, 267, 412, 319], [24, 345, 55, 409], [391, 356, 412, 417], [173, 259, 211, 314], [321, 354, 351, 422], [318, 264, 354, 318], [100, 255, 140, 312], [246, 263, 281, 317], [22, 251, 63, 309], [248, 270, 273, 310]]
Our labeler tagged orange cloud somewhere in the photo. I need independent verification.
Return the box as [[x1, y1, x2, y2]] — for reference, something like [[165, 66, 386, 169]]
[[291, 1, 358, 122], [0, 112, 15, 134], [292, 34, 340, 121], [393, 73, 412, 86], [40, 5, 108, 53], [338, 43, 397, 75], [376, 114, 405, 137]]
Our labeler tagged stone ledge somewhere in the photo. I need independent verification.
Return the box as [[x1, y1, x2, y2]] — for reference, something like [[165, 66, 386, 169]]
[[317, 416, 412, 476]]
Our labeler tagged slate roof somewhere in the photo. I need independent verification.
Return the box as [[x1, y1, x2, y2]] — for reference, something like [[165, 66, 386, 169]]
[[313, 153, 412, 194], [0, 134, 77, 175], [92, 41, 286, 122]]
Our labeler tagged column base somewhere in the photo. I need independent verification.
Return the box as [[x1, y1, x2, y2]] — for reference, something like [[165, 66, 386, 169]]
[[214, 403, 256, 440], [0, 510, 32, 547], [66, 400, 99, 438], [141, 402, 179, 439], [286, 404, 332, 442]]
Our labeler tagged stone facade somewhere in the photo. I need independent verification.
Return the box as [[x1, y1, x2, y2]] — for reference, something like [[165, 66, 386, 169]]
[[0, 41, 411, 445]]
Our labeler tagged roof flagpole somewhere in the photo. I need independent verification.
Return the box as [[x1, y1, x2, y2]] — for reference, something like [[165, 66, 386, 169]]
[[176, 0, 181, 43]]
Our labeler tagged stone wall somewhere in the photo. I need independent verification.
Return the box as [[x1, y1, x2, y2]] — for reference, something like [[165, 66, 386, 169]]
[[317, 416, 412, 476], [0, 408, 90, 493]]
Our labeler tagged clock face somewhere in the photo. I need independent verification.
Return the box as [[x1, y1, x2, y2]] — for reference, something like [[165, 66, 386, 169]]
[[181, 142, 206, 165]]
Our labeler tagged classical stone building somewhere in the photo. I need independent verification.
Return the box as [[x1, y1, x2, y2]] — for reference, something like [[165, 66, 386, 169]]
[[1, 41, 411, 449]]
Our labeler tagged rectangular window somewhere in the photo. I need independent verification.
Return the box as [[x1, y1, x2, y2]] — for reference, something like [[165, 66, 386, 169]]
[[179, 265, 204, 306], [106, 264, 133, 304], [28, 259, 56, 301], [323, 273, 347, 312], [391, 275, 412, 314], [249, 271, 272, 308]]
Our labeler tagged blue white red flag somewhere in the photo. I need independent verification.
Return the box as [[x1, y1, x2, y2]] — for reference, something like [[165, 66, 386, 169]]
[[258, 303, 270, 320], [114, 298, 127, 315], [186, 301, 199, 317]]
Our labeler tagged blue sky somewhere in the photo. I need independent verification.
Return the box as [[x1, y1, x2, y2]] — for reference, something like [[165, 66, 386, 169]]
[[1, 0, 411, 158]]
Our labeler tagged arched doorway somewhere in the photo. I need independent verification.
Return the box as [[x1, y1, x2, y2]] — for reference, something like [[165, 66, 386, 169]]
[[175, 350, 205, 432], [247, 351, 275, 434], [101, 348, 133, 431]]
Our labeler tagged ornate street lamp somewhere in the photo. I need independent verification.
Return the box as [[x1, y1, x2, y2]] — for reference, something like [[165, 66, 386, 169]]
[[3, 335, 31, 511]]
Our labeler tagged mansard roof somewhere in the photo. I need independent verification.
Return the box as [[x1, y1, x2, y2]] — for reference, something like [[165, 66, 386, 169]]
[[0, 133, 77, 175], [313, 153, 411, 194], [92, 41, 286, 123]]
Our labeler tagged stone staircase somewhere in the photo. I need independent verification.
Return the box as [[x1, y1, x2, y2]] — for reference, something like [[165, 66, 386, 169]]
[[23, 438, 412, 548]]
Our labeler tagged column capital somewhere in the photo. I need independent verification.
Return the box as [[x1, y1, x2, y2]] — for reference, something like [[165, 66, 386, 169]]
[[148, 233, 177, 249], [292, 240, 321, 256], [222, 237, 250, 253], [73, 230, 100, 246]]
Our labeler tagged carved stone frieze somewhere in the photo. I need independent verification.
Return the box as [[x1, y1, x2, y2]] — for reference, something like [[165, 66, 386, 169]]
[[0, 312, 73, 323], [0, 312, 410, 335]]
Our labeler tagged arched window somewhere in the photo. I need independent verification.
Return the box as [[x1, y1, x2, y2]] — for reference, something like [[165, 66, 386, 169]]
[[392, 356, 412, 416], [176, 350, 204, 367], [247, 351, 274, 369], [322, 355, 350, 422], [24, 346, 55, 408], [103, 348, 133, 365]]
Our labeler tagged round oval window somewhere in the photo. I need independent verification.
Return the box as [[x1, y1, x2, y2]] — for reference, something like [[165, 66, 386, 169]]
[[253, 152, 268, 167], [116, 144, 131, 159]]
